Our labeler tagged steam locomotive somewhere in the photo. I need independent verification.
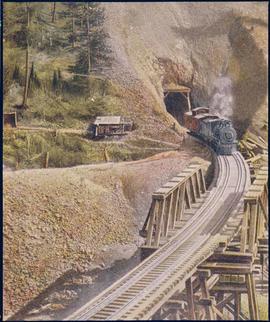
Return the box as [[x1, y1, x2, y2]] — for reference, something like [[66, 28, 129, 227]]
[[184, 107, 237, 155]]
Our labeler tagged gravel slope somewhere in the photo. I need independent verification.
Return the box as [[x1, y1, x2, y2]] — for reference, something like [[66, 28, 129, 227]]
[[4, 141, 211, 318]]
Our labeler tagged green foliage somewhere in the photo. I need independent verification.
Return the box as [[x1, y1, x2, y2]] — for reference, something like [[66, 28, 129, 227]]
[[29, 62, 41, 90], [4, 2, 112, 102], [4, 3, 44, 48], [64, 2, 112, 74], [12, 65, 21, 82], [52, 70, 59, 91], [4, 129, 161, 170], [3, 130, 105, 169], [20, 85, 124, 128], [3, 42, 25, 94]]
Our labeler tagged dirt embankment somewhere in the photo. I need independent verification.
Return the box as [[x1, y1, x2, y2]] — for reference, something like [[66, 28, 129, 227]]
[[4, 141, 211, 319]]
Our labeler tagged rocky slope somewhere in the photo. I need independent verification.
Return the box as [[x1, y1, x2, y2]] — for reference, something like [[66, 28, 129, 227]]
[[4, 141, 211, 319], [103, 2, 267, 138]]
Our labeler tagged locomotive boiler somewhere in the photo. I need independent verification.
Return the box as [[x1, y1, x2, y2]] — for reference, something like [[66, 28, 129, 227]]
[[184, 107, 237, 155]]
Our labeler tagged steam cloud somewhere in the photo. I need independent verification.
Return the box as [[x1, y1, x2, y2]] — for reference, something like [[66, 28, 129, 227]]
[[209, 75, 234, 119]]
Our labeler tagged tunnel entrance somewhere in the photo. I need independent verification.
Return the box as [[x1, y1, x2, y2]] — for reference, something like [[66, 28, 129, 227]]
[[163, 86, 191, 126]]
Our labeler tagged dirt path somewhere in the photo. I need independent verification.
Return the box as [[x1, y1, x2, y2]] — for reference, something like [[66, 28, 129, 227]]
[[11, 126, 183, 151], [14, 126, 86, 135]]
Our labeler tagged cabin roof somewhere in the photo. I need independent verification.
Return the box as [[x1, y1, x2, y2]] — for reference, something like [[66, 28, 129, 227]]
[[94, 116, 122, 125]]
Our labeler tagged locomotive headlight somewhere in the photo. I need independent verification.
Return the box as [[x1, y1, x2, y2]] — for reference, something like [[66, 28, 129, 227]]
[[225, 132, 233, 140], [220, 127, 236, 144]]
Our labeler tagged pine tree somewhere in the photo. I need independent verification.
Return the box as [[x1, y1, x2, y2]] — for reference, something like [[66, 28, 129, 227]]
[[63, 2, 112, 76], [29, 62, 41, 90], [4, 2, 43, 108], [52, 70, 59, 91], [12, 65, 21, 81], [59, 2, 82, 49], [58, 68, 62, 80], [51, 2, 56, 23]]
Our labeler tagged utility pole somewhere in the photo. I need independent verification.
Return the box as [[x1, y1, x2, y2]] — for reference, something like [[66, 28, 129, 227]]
[[22, 2, 30, 108], [86, 2, 91, 76]]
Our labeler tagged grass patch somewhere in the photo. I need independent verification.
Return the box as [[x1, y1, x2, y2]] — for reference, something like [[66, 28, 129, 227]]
[[3, 130, 105, 169], [14, 84, 124, 129], [241, 293, 268, 320], [127, 137, 172, 149], [4, 130, 166, 170]]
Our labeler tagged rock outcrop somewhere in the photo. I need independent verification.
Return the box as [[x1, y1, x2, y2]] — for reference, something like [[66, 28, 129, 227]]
[[104, 2, 267, 138]]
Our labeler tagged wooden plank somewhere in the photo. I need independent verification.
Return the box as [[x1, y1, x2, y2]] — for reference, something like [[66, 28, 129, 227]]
[[212, 305, 225, 319], [246, 137, 267, 150], [164, 194, 173, 237], [248, 203, 258, 253], [246, 274, 256, 320], [195, 171, 201, 198], [154, 199, 166, 247], [240, 203, 249, 253], [212, 284, 247, 293], [189, 176, 196, 203], [145, 201, 158, 247], [177, 184, 186, 222], [171, 187, 180, 228], [234, 292, 241, 320], [206, 251, 252, 264], [43, 152, 49, 168], [256, 202, 264, 240], [198, 262, 252, 274], [184, 184, 191, 209], [142, 200, 155, 232], [216, 293, 234, 311], [216, 292, 224, 320], [199, 168, 206, 193], [199, 275, 215, 319], [185, 278, 196, 320], [250, 273, 259, 320], [258, 197, 268, 224]]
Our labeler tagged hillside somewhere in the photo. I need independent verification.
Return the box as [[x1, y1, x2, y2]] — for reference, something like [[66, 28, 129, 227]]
[[4, 143, 211, 319], [102, 2, 267, 138]]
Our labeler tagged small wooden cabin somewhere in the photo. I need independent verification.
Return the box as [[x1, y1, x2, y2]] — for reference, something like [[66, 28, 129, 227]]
[[91, 116, 133, 138], [4, 112, 17, 128]]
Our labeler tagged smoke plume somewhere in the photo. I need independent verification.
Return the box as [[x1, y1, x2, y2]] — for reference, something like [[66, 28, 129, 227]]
[[209, 75, 234, 119]]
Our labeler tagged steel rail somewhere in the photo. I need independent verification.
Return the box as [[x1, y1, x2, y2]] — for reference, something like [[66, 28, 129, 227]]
[[111, 154, 248, 320], [98, 157, 233, 320], [66, 157, 229, 320], [66, 153, 249, 321]]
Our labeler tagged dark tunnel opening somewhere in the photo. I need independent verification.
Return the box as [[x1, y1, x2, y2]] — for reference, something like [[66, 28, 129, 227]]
[[164, 92, 189, 126]]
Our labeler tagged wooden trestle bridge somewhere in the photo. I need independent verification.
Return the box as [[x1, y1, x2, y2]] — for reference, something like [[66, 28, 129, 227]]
[[66, 151, 268, 320]]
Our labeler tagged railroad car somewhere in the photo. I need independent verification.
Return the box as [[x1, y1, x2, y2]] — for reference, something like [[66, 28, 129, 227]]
[[184, 107, 237, 155]]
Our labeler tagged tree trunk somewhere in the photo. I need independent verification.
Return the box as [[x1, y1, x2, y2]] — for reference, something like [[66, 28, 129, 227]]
[[72, 16, 75, 48], [52, 2, 56, 23], [86, 3, 91, 75], [22, 3, 30, 108]]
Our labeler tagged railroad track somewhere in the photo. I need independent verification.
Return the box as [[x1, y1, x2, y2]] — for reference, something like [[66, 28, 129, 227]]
[[66, 152, 249, 321]]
